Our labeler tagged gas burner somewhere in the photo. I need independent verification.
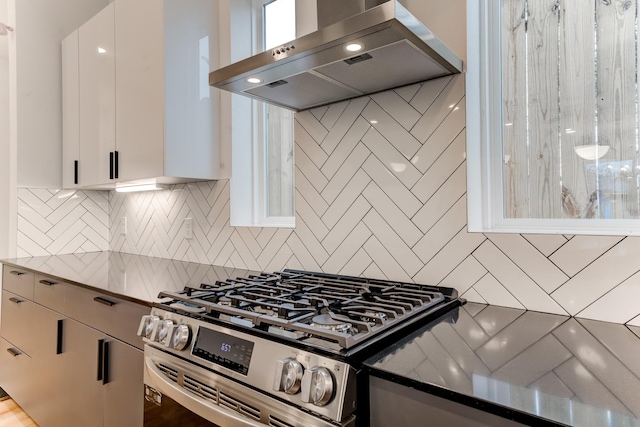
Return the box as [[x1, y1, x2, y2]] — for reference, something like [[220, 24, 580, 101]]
[[218, 296, 232, 306], [310, 314, 354, 334], [361, 311, 387, 322]]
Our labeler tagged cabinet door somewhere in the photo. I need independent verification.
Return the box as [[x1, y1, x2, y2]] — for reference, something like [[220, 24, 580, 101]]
[[0, 339, 33, 413], [58, 319, 105, 427], [62, 30, 80, 189], [115, 0, 164, 182], [79, 3, 116, 187], [104, 341, 143, 427]]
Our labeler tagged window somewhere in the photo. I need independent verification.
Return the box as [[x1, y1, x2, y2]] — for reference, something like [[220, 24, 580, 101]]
[[467, 0, 640, 235]]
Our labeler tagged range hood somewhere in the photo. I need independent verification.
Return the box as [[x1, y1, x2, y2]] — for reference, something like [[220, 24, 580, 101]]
[[209, 0, 463, 112]]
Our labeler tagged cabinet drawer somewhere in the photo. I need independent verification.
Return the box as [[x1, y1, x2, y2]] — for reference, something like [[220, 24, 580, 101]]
[[34, 276, 147, 349], [1, 291, 37, 356], [2, 266, 34, 300], [0, 338, 34, 412]]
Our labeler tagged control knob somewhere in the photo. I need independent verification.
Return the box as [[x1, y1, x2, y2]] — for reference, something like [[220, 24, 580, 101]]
[[301, 367, 334, 406], [137, 315, 160, 339], [273, 359, 304, 395], [170, 324, 191, 350]]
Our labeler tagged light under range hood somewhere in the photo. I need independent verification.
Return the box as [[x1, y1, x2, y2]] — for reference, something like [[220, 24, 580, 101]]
[[209, 0, 463, 112]]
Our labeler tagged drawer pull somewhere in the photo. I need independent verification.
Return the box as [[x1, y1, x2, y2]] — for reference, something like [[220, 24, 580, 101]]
[[39, 279, 56, 286], [93, 296, 116, 307], [6, 348, 21, 357], [8, 297, 23, 304], [9, 271, 25, 276]]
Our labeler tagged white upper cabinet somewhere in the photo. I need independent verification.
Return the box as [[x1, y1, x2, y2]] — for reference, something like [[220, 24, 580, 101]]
[[78, 3, 116, 187], [61, 31, 80, 189], [62, 0, 228, 189]]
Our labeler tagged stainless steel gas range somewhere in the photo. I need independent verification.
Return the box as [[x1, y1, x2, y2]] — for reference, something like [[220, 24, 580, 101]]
[[137, 270, 462, 427]]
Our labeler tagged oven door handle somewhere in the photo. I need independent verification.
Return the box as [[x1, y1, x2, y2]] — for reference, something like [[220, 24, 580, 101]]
[[145, 357, 268, 427]]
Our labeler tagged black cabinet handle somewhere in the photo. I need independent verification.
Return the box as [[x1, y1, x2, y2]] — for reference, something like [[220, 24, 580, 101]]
[[74, 160, 78, 185], [8, 297, 23, 304], [6, 348, 21, 357], [114, 151, 119, 179], [39, 279, 56, 286], [102, 341, 110, 385], [93, 296, 116, 307], [56, 319, 64, 355], [97, 339, 104, 381], [9, 270, 25, 276], [109, 152, 114, 180]]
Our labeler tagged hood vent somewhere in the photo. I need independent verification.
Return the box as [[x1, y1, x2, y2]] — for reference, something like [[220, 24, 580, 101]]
[[209, 0, 463, 112]]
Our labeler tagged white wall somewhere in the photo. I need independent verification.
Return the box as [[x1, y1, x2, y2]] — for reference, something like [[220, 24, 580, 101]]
[[0, 0, 12, 259], [12, 0, 109, 188]]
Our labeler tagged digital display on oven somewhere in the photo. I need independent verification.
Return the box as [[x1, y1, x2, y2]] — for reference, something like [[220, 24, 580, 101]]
[[192, 327, 254, 375]]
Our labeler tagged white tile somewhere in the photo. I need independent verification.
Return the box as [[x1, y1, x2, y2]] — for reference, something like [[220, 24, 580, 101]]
[[412, 163, 467, 234], [551, 238, 640, 315], [414, 228, 486, 285], [461, 288, 487, 304], [295, 120, 328, 168], [17, 230, 50, 257], [439, 256, 487, 295], [473, 241, 568, 315], [363, 262, 387, 280], [310, 105, 328, 121], [411, 75, 465, 143], [370, 90, 421, 130], [285, 234, 322, 272], [256, 227, 277, 250], [18, 204, 53, 233], [362, 156, 422, 218], [265, 243, 293, 272], [295, 110, 328, 144], [409, 75, 453, 114], [257, 228, 293, 268], [361, 101, 422, 159], [321, 169, 371, 229], [321, 142, 370, 204], [230, 232, 261, 271], [320, 100, 348, 129], [339, 248, 373, 277], [394, 83, 421, 103], [321, 223, 372, 273], [46, 220, 87, 254], [296, 148, 328, 193], [430, 323, 491, 377], [521, 233, 568, 257], [362, 210, 423, 276], [321, 97, 370, 155], [413, 195, 467, 264], [296, 168, 329, 217], [321, 195, 371, 254], [629, 314, 640, 327], [362, 182, 423, 247], [290, 218, 330, 267], [47, 204, 88, 240], [320, 116, 371, 179], [361, 127, 422, 188], [237, 227, 262, 259], [549, 235, 624, 277], [486, 233, 569, 293], [411, 130, 466, 203], [472, 274, 525, 310], [363, 236, 413, 282], [576, 271, 640, 324]]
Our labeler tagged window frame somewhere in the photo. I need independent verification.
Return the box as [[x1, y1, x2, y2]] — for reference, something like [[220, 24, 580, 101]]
[[466, 0, 640, 236]]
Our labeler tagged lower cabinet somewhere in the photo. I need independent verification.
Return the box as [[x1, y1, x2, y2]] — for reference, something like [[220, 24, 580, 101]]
[[0, 266, 144, 427]]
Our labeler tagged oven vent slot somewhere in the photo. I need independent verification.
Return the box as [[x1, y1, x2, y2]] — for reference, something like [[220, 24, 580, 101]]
[[183, 375, 218, 402], [219, 392, 261, 421], [269, 415, 295, 427], [157, 364, 178, 383]]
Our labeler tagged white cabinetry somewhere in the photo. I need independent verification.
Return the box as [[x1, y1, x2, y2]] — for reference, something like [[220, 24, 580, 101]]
[[62, 31, 80, 189], [62, 0, 227, 189]]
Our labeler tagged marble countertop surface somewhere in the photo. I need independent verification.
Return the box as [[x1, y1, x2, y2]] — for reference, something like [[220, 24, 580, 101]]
[[1, 251, 256, 305], [365, 302, 640, 426]]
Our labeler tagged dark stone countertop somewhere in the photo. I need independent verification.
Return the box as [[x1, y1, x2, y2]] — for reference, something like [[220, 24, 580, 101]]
[[1, 251, 255, 306], [365, 302, 640, 427]]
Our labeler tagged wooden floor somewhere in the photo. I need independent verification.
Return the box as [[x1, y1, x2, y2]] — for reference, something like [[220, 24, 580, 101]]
[[0, 398, 37, 427]]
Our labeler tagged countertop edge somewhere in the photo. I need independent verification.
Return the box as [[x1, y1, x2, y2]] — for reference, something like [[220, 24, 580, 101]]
[[1, 259, 153, 308]]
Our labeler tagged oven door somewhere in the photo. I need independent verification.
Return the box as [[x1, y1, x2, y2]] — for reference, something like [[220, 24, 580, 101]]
[[143, 345, 351, 427]]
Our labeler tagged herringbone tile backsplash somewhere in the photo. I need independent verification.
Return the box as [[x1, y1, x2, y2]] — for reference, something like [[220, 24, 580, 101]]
[[16, 75, 640, 325]]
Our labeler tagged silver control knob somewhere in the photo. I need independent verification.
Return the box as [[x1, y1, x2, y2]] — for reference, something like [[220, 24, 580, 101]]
[[155, 319, 174, 345], [171, 324, 191, 350], [137, 315, 160, 338], [273, 359, 304, 395], [301, 367, 334, 406]]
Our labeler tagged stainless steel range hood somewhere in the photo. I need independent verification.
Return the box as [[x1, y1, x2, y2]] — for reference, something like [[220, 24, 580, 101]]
[[209, 0, 463, 112]]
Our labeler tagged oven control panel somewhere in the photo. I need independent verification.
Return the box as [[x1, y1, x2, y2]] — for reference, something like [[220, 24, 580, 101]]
[[137, 308, 357, 423]]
